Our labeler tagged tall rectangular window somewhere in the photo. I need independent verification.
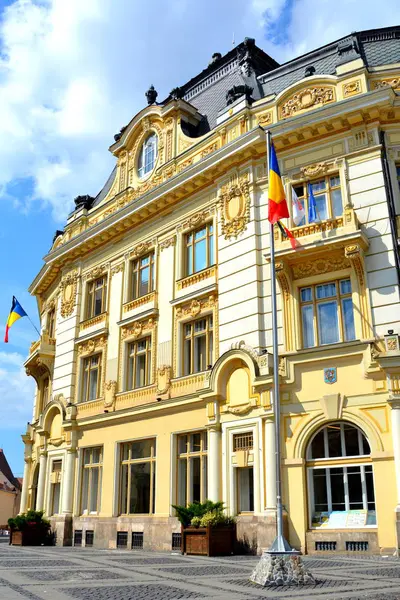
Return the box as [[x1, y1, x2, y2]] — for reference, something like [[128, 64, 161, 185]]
[[50, 460, 62, 515], [183, 315, 213, 375], [119, 439, 156, 515], [126, 337, 152, 390], [292, 175, 343, 227], [81, 447, 103, 515], [82, 354, 102, 402], [86, 276, 107, 319], [177, 431, 208, 505], [237, 467, 254, 513], [396, 165, 400, 191], [47, 309, 56, 338], [185, 223, 214, 276], [300, 279, 355, 348], [130, 253, 155, 300]]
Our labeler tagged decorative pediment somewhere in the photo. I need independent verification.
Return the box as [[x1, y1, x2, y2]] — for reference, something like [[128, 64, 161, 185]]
[[278, 84, 335, 120]]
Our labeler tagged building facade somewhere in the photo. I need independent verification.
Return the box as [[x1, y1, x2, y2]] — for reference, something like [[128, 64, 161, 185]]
[[20, 27, 400, 554], [0, 449, 21, 527]]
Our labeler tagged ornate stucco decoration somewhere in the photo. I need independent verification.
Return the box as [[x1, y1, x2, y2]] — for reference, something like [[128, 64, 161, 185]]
[[175, 295, 217, 320], [121, 317, 157, 340], [84, 263, 109, 281], [292, 256, 350, 279], [257, 111, 272, 126], [178, 158, 194, 173], [372, 77, 400, 91], [219, 174, 251, 240], [159, 236, 176, 251], [128, 240, 156, 259], [343, 80, 361, 97], [225, 402, 254, 415], [60, 270, 79, 318], [201, 142, 219, 158], [345, 244, 365, 287], [41, 296, 57, 315], [177, 266, 216, 291], [104, 380, 117, 411], [182, 210, 210, 230], [156, 365, 172, 398], [77, 336, 107, 356], [279, 86, 335, 119], [300, 162, 329, 178]]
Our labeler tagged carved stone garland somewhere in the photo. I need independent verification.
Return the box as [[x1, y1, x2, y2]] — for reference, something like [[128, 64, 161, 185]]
[[219, 174, 251, 240], [280, 87, 335, 119]]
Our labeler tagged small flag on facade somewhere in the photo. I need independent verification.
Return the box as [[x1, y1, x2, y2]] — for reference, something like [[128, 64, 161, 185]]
[[277, 221, 297, 250], [292, 187, 305, 226], [4, 296, 27, 343], [308, 182, 318, 223], [268, 142, 290, 224]]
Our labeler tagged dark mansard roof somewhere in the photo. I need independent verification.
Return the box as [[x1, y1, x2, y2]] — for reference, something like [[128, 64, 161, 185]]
[[85, 25, 400, 212]]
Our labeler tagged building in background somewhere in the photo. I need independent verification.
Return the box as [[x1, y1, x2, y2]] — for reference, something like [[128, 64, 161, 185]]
[[0, 449, 21, 527], [20, 26, 400, 554]]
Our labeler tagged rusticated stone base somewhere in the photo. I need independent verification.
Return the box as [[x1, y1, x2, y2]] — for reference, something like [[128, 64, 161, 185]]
[[250, 551, 315, 586], [50, 515, 73, 547]]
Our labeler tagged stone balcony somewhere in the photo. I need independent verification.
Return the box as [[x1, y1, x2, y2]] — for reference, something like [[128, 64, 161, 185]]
[[24, 332, 56, 382]]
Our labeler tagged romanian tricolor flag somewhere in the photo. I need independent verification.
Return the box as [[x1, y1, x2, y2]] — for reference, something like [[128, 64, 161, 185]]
[[268, 142, 290, 224], [4, 296, 27, 343]]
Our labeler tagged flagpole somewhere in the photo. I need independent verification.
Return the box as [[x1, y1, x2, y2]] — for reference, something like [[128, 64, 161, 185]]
[[266, 130, 292, 553], [27, 315, 41, 338]]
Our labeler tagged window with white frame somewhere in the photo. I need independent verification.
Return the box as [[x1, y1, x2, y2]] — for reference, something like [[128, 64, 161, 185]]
[[183, 315, 213, 375], [138, 133, 158, 179], [126, 337, 152, 390], [185, 223, 214, 276], [292, 175, 343, 226], [86, 276, 107, 319], [307, 422, 376, 528], [300, 279, 356, 348], [81, 447, 103, 514], [119, 439, 156, 515], [81, 354, 102, 402], [177, 431, 208, 505]]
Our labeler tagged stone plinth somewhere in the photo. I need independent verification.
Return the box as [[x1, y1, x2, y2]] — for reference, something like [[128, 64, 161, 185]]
[[250, 551, 315, 586]]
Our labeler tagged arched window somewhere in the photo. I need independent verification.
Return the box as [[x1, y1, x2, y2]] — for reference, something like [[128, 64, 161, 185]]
[[138, 133, 158, 179], [307, 421, 376, 529]]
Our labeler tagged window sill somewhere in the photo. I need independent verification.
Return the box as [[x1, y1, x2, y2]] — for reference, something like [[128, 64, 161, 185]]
[[176, 265, 217, 292], [123, 291, 156, 313], [79, 312, 107, 332]]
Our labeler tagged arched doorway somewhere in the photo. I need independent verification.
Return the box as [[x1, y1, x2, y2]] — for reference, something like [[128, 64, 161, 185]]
[[306, 421, 376, 529]]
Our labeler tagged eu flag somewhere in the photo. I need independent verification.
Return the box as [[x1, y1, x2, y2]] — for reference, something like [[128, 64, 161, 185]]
[[308, 182, 318, 223]]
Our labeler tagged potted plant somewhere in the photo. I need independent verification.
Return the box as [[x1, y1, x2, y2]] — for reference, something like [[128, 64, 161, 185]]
[[172, 500, 236, 556], [8, 510, 51, 546]]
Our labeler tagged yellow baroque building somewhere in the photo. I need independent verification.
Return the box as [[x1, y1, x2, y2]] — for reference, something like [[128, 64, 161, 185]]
[[20, 27, 400, 555]]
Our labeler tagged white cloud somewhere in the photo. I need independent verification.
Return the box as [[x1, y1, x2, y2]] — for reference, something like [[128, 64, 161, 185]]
[[0, 352, 35, 429], [0, 0, 397, 222]]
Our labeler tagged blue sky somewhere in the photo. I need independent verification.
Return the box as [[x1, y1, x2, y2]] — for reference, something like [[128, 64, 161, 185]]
[[0, 0, 397, 478]]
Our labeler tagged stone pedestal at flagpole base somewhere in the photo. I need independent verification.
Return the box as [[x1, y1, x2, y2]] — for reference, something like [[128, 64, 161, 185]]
[[250, 551, 315, 586]]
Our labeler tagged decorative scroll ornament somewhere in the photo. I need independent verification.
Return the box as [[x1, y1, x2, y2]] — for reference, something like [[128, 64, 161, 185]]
[[182, 210, 210, 230], [77, 336, 107, 356], [104, 380, 117, 411], [343, 80, 361, 97], [84, 263, 109, 281], [300, 162, 328, 178], [280, 87, 335, 119], [111, 262, 124, 276], [257, 111, 272, 126], [60, 271, 79, 318], [121, 317, 156, 339], [129, 241, 154, 259], [292, 256, 350, 279], [159, 236, 176, 251], [175, 295, 217, 320], [372, 77, 400, 91], [219, 174, 250, 240], [156, 365, 172, 397]]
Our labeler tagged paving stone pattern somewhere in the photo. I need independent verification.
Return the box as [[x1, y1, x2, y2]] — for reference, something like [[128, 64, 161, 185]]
[[3, 538, 400, 599]]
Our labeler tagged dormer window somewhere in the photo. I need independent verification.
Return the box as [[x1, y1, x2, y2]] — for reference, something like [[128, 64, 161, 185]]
[[138, 133, 158, 179]]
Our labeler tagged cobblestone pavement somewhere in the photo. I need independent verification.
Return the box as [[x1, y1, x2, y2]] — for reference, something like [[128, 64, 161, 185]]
[[2, 538, 400, 599]]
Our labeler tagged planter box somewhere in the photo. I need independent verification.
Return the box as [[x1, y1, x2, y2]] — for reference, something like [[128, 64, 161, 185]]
[[182, 524, 236, 556], [11, 526, 47, 546]]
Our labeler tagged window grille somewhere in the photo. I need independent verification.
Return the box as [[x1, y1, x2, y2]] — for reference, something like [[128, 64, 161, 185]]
[[233, 432, 253, 451], [346, 541, 369, 551], [132, 532, 144, 549], [315, 541, 336, 551], [74, 530, 82, 547], [85, 530, 94, 547], [172, 533, 182, 551], [117, 531, 128, 549]]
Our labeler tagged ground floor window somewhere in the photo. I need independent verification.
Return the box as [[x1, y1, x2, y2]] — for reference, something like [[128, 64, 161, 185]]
[[177, 431, 207, 505], [307, 422, 376, 528], [81, 447, 103, 514], [50, 460, 62, 515], [119, 439, 156, 515], [237, 467, 254, 513]]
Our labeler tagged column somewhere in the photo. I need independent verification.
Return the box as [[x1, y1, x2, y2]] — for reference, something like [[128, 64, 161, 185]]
[[207, 425, 221, 502], [19, 458, 31, 513], [36, 451, 48, 511], [264, 417, 277, 510], [62, 448, 77, 515]]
